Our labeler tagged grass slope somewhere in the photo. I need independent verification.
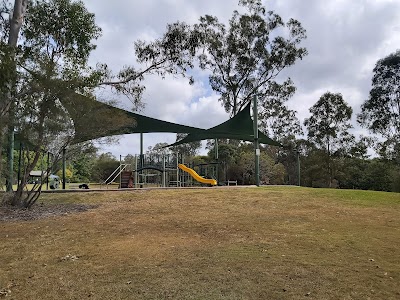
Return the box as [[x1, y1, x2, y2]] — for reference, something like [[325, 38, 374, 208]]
[[1, 187, 399, 299]]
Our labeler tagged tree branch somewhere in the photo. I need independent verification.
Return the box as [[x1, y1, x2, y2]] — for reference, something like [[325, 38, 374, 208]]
[[98, 59, 167, 86]]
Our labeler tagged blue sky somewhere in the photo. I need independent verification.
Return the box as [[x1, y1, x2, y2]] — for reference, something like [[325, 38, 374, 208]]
[[83, 0, 400, 157]]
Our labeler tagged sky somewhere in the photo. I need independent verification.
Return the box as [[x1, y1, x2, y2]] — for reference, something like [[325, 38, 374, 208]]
[[83, 0, 400, 158]]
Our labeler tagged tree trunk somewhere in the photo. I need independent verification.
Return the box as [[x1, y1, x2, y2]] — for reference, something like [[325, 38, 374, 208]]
[[0, 0, 29, 190], [327, 138, 332, 188], [12, 115, 45, 207], [8, 0, 29, 46]]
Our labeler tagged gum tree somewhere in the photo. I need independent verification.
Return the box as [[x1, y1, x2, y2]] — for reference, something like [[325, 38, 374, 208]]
[[194, 0, 306, 143], [3, 0, 131, 207], [137, 0, 307, 142], [195, 0, 307, 117], [304, 92, 354, 187], [358, 50, 400, 162], [102, 21, 202, 111], [9, 0, 102, 206], [1, 0, 204, 206], [0, 0, 29, 189]]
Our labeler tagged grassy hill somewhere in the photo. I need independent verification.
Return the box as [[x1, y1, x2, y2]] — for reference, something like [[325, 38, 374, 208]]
[[1, 187, 399, 299]]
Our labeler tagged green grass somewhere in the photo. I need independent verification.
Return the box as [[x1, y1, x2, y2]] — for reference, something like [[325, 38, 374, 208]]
[[305, 187, 399, 206], [1, 187, 399, 299]]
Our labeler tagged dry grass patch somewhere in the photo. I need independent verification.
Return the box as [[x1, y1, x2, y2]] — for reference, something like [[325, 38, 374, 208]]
[[1, 187, 399, 299]]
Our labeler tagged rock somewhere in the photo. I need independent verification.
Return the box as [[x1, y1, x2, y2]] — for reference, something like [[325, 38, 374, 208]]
[[60, 254, 79, 261]]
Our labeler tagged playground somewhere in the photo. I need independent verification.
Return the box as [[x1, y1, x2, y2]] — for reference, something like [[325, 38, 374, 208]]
[[9, 97, 284, 192], [99, 153, 220, 189], [1, 187, 399, 299], [69, 97, 280, 190]]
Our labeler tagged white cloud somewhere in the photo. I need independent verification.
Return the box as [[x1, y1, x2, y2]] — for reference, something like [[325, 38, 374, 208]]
[[98, 88, 228, 157], [83, 0, 400, 156], [180, 95, 228, 129]]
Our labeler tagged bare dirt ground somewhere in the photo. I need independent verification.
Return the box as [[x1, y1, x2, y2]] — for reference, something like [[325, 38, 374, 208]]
[[0, 203, 98, 222], [0, 187, 399, 299]]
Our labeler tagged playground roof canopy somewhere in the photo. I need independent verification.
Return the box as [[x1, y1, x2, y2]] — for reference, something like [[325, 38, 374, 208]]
[[166, 102, 282, 147], [60, 92, 207, 144], [60, 92, 281, 147]]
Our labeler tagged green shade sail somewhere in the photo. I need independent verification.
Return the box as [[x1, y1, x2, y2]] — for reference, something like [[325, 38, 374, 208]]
[[58, 91, 281, 147], [60, 92, 207, 144], [166, 102, 282, 147]]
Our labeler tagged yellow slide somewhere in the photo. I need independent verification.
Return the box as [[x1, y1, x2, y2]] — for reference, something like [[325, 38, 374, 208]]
[[178, 164, 217, 186]]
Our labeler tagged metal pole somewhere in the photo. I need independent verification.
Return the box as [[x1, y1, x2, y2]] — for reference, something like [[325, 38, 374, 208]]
[[176, 152, 179, 187], [162, 155, 166, 187], [17, 142, 22, 191], [253, 95, 260, 186], [180, 154, 186, 187], [214, 138, 218, 160], [47, 152, 50, 190], [297, 150, 301, 186], [6, 119, 14, 192], [62, 148, 66, 189], [215, 138, 219, 184], [135, 155, 138, 188], [140, 133, 143, 188], [140, 133, 143, 168], [119, 155, 122, 188]]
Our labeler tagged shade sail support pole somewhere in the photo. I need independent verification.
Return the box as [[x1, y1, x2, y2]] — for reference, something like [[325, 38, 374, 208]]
[[62, 148, 66, 189], [253, 95, 260, 187]]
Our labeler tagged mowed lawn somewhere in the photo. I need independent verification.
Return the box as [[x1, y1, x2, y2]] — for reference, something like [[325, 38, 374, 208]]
[[1, 187, 399, 299]]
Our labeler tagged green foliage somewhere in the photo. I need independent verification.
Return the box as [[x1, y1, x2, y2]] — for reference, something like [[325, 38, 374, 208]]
[[67, 142, 97, 182], [195, 1, 307, 116], [348, 135, 375, 159], [15, 0, 103, 147], [190, 155, 210, 166], [299, 147, 399, 192], [358, 50, 400, 162], [108, 21, 203, 110], [303, 92, 354, 187], [192, 0, 306, 141], [304, 92, 353, 154], [0, 1, 11, 43], [270, 163, 286, 185], [3, 0, 104, 207], [122, 154, 135, 168], [300, 148, 330, 188], [391, 167, 400, 193], [259, 81, 304, 141], [207, 143, 286, 185], [217, 143, 238, 164], [171, 133, 201, 158], [0, 43, 16, 99], [56, 167, 72, 181], [146, 142, 171, 156], [23, 0, 101, 66], [137, 0, 306, 141], [135, 22, 199, 80], [361, 160, 396, 192], [12, 148, 50, 174], [90, 152, 119, 183]]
